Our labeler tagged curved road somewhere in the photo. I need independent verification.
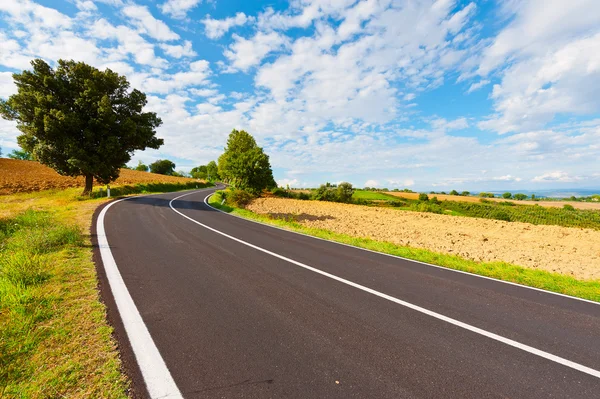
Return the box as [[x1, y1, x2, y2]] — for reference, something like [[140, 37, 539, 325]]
[[94, 187, 600, 398]]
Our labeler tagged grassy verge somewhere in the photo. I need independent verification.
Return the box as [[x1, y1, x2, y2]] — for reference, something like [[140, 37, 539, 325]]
[[0, 182, 212, 397], [209, 191, 600, 303]]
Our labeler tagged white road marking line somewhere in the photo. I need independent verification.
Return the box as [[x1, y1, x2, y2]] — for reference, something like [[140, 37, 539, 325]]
[[169, 190, 600, 380], [98, 196, 187, 399], [203, 192, 599, 306]]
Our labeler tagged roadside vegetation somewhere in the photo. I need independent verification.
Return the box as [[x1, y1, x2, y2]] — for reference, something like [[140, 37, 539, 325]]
[[0, 181, 212, 396], [208, 191, 600, 303]]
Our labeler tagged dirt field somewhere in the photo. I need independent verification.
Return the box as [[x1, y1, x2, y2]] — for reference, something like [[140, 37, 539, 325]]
[[0, 159, 197, 194], [247, 198, 600, 280], [385, 191, 600, 210]]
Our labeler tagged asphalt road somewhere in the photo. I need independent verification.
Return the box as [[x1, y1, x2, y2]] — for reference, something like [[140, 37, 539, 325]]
[[94, 187, 600, 398]]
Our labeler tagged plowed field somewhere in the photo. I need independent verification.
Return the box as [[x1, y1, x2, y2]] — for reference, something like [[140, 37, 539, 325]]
[[246, 197, 600, 280], [0, 159, 196, 194]]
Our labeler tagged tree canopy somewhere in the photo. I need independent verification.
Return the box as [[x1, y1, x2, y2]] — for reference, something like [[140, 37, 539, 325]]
[[7, 149, 34, 161], [135, 161, 149, 172], [149, 159, 175, 175], [218, 129, 275, 194], [0, 59, 163, 194]]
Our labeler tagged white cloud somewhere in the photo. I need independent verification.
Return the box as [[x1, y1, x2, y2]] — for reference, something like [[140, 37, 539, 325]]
[[276, 178, 300, 187], [466, 79, 489, 93], [0, 72, 17, 98], [202, 12, 252, 39], [75, 0, 97, 12], [364, 179, 380, 187], [159, 40, 196, 58], [160, 0, 202, 20], [532, 171, 581, 183], [0, 0, 72, 29], [130, 60, 211, 94], [224, 32, 289, 72], [122, 4, 179, 41], [430, 117, 469, 131], [476, 0, 600, 134], [88, 18, 168, 68]]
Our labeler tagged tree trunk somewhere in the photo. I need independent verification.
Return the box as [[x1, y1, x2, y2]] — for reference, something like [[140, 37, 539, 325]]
[[82, 174, 93, 196]]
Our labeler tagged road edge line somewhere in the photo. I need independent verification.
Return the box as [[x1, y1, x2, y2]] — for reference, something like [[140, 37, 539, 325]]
[[202, 192, 599, 306], [97, 196, 184, 399], [169, 191, 600, 380]]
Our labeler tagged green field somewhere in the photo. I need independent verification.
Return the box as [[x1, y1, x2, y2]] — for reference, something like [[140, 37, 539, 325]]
[[351, 190, 400, 201]]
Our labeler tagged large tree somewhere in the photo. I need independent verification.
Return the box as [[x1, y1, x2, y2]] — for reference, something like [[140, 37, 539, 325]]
[[0, 59, 163, 194], [218, 129, 275, 194], [206, 160, 219, 181], [149, 159, 176, 175]]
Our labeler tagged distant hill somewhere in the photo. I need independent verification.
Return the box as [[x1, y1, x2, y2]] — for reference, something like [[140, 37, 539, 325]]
[[0, 158, 197, 195]]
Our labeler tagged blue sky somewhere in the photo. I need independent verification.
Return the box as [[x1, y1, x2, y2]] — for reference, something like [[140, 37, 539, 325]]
[[1, 0, 599, 191]]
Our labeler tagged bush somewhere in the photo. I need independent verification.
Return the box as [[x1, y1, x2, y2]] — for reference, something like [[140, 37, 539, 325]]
[[297, 192, 310, 200], [502, 192, 512, 199], [337, 182, 355, 203], [271, 187, 287, 197], [513, 193, 528, 201], [411, 202, 443, 214], [563, 204, 575, 211], [418, 193, 429, 201], [492, 210, 511, 222], [480, 198, 491, 203], [430, 196, 441, 205], [224, 189, 255, 208]]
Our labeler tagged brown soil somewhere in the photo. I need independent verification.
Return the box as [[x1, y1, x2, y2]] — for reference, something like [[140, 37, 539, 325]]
[[0, 158, 197, 194], [246, 198, 600, 280], [384, 191, 600, 210]]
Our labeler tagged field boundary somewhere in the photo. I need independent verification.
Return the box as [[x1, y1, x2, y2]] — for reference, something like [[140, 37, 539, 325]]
[[205, 193, 599, 305]]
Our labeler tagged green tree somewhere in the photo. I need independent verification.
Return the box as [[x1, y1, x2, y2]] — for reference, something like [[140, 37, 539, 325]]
[[149, 159, 175, 175], [135, 161, 149, 172], [513, 193, 528, 200], [206, 160, 219, 180], [218, 129, 275, 194], [461, 191, 470, 196], [449, 190, 459, 196], [502, 192, 513, 199], [0, 59, 163, 194], [336, 182, 354, 202], [419, 193, 429, 201], [190, 164, 208, 179], [8, 149, 34, 160]]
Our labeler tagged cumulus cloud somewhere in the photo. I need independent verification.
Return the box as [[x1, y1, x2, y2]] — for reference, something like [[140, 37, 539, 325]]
[[122, 4, 180, 41], [159, 40, 196, 58], [160, 0, 202, 19], [224, 32, 289, 72], [532, 171, 581, 183], [476, 0, 600, 134], [202, 12, 252, 39]]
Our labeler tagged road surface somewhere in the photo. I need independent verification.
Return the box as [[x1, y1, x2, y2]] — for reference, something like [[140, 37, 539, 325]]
[[93, 187, 600, 398]]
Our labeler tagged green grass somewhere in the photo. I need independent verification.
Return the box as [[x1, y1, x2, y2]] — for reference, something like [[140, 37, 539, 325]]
[[0, 181, 214, 397], [0, 209, 127, 398], [209, 191, 600, 303], [352, 190, 399, 201]]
